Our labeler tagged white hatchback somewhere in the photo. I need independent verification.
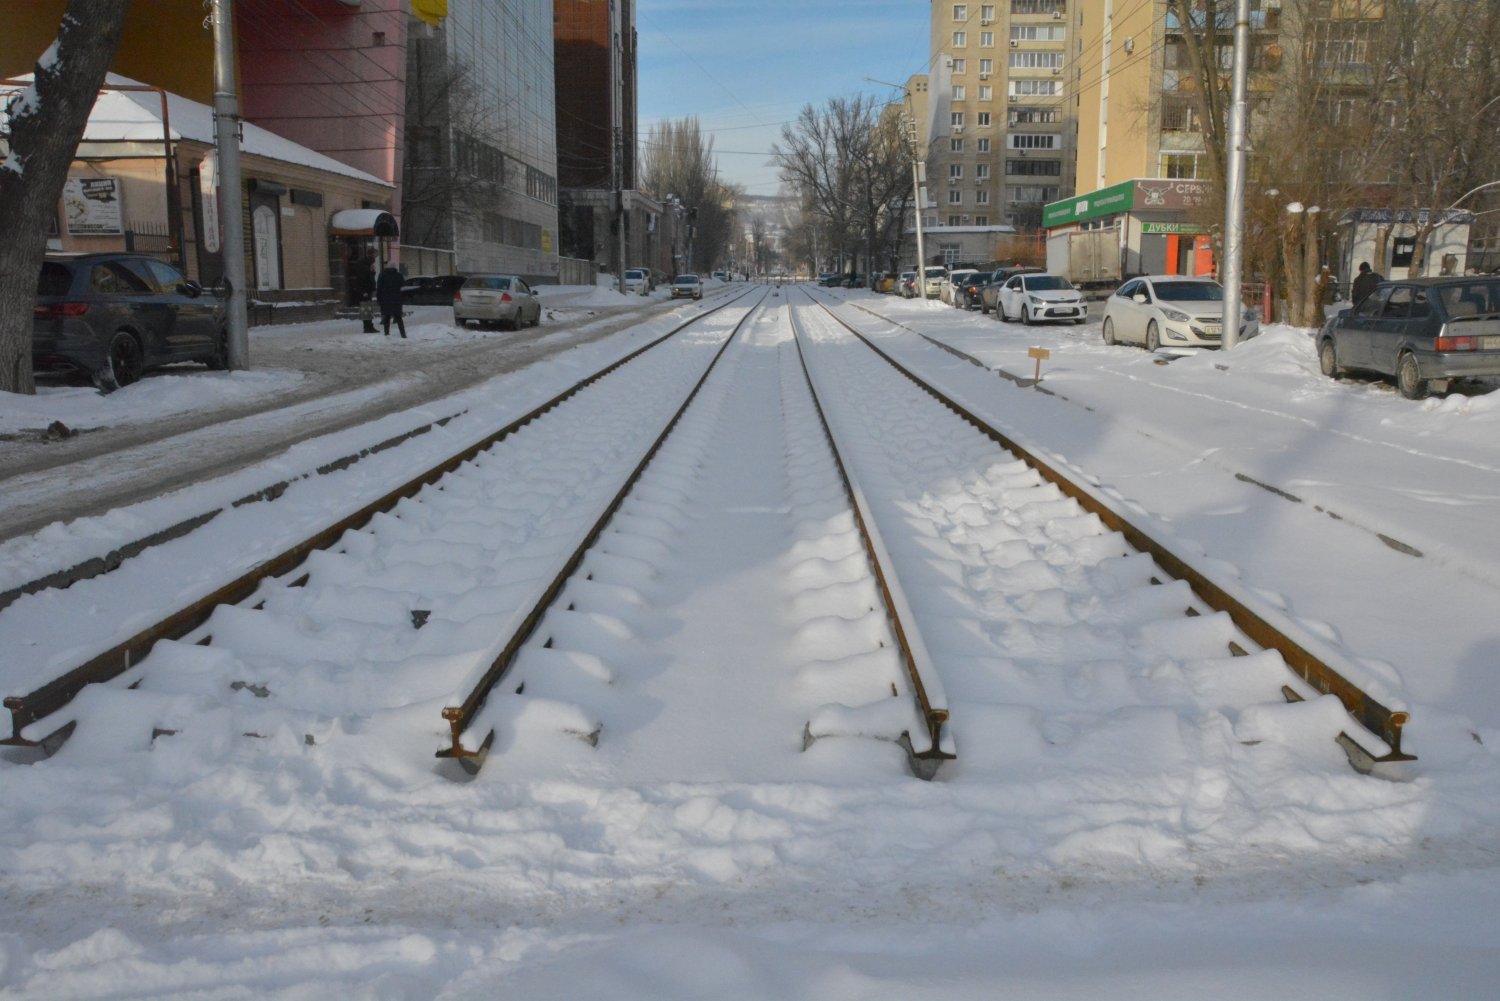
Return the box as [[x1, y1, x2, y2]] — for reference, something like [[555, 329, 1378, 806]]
[[1101, 275, 1259, 351], [996, 272, 1088, 325]]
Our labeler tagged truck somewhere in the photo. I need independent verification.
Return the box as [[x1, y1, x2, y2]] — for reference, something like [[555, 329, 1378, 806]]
[[1047, 228, 1122, 288]]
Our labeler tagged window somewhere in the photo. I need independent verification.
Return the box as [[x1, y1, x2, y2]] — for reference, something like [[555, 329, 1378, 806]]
[[980, 31, 994, 46], [1011, 79, 1061, 96], [950, 163, 964, 178], [953, 3, 968, 19], [953, 85, 966, 101], [951, 138, 964, 152], [953, 30, 967, 46], [981, 4, 995, 18], [1161, 95, 1201, 132], [1009, 184, 1060, 202], [1009, 133, 1058, 149], [952, 58, 967, 74], [1160, 153, 1200, 178], [1392, 237, 1416, 269], [979, 86, 993, 101], [977, 111, 992, 126], [1010, 107, 1061, 125], [976, 138, 992, 152], [975, 215, 988, 226], [1011, 25, 1066, 41], [948, 190, 964, 203], [979, 58, 993, 74], [947, 216, 963, 228], [976, 190, 991, 204], [1010, 51, 1064, 69], [951, 111, 965, 127], [976, 163, 990, 178], [1006, 158, 1062, 175], [1011, 0, 1065, 13]]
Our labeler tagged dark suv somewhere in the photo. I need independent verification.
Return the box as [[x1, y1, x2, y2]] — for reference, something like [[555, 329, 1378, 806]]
[[1317, 276, 1500, 399], [33, 253, 227, 392]]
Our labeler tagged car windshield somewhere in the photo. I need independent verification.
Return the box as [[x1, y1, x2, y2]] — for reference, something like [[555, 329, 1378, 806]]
[[924, 267, 947, 278], [1153, 281, 1223, 302], [1437, 282, 1500, 318], [463, 276, 510, 290], [626, 270, 644, 279], [37, 262, 74, 296], [674, 275, 698, 283], [1024, 275, 1071, 291]]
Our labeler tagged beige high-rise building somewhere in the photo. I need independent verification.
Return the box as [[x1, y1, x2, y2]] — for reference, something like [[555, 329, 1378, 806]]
[[923, 0, 1075, 255]]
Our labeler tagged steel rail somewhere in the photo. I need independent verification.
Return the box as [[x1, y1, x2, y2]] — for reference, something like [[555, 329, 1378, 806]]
[[436, 290, 771, 773], [3, 289, 763, 753], [803, 290, 1414, 774], [786, 294, 955, 780]]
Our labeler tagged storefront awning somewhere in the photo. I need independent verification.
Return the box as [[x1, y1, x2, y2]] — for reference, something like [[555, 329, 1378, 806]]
[[330, 209, 399, 238]]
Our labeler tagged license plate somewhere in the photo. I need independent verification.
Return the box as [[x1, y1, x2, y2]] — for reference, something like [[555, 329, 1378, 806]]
[[1200, 324, 1222, 336], [1054, 308, 1077, 316], [1484, 335, 1500, 350]]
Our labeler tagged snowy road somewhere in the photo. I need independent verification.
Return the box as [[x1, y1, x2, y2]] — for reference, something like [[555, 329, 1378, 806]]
[[1, 285, 1497, 999]]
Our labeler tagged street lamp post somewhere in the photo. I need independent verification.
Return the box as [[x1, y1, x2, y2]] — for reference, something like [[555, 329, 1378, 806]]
[[867, 77, 929, 299]]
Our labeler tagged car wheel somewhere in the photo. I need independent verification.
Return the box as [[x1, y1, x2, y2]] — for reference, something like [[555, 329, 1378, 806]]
[[95, 330, 144, 392], [1021, 306, 1032, 326], [1318, 339, 1342, 379], [998, 300, 1008, 322], [455, 316, 467, 329], [205, 327, 229, 370], [1102, 317, 1117, 345], [1146, 320, 1161, 353], [1397, 352, 1429, 400]]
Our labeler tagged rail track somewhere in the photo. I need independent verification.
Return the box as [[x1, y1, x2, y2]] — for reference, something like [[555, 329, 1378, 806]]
[[4, 282, 1414, 783], [1, 286, 764, 755]]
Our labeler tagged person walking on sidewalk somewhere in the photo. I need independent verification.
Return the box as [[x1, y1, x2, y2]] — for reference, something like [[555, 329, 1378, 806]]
[[375, 263, 408, 338]]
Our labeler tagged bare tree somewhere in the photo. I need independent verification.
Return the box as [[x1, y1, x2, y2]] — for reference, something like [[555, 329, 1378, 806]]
[[0, 0, 132, 394], [640, 117, 738, 273], [772, 96, 911, 283]]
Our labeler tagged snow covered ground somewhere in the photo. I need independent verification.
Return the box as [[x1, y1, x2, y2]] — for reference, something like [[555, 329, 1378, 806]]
[[0, 285, 1496, 999]]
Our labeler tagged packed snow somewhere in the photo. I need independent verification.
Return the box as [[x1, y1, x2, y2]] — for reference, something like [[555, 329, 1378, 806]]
[[0, 284, 1496, 999]]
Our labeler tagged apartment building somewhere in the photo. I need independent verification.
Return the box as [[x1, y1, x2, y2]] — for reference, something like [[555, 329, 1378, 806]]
[[924, 0, 1075, 255]]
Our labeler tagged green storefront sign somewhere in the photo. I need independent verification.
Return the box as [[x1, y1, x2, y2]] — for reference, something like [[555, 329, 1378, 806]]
[[1042, 180, 1135, 227], [1141, 221, 1208, 235]]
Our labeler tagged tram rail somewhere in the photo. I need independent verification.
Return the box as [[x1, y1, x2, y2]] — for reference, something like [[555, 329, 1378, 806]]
[[2, 287, 764, 754], [796, 287, 1413, 775]]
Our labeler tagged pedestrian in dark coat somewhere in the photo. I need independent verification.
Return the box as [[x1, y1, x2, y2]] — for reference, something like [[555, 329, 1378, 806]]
[[375, 264, 407, 338], [1351, 261, 1382, 307]]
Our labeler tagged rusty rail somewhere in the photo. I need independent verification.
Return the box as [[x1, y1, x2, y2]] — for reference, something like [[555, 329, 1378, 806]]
[[803, 289, 1414, 773], [436, 290, 769, 772], [3, 288, 762, 751], [786, 297, 955, 779]]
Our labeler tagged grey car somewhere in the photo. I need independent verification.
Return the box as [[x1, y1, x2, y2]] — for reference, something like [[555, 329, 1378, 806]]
[[1317, 276, 1500, 399], [32, 253, 226, 392], [453, 274, 541, 330]]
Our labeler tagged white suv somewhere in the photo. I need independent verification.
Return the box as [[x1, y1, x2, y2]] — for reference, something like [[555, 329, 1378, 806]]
[[624, 269, 649, 294]]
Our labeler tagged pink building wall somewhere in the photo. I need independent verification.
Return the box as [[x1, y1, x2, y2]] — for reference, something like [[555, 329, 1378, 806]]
[[236, 0, 406, 208]]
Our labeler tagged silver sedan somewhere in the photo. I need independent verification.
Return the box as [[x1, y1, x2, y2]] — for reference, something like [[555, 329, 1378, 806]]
[[453, 274, 542, 331]]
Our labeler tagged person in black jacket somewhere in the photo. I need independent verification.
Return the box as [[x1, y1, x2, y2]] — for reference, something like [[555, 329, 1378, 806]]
[[375, 264, 407, 338], [1351, 261, 1381, 307]]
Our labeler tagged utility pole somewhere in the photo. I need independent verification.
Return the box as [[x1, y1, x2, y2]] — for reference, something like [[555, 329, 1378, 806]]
[[908, 117, 929, 299], [210, 0, 249, 369], [1220, 0, 1251, 350]]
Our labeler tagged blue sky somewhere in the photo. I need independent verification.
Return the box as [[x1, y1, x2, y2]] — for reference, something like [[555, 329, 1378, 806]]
[[635, 0, 933, 195]]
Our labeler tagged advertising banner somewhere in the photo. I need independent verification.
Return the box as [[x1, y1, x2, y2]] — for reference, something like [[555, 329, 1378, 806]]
[[62, 177, 124, 236]]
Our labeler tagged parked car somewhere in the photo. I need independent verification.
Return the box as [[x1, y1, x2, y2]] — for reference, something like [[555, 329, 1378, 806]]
[[1315, 276, 1500, 399], [399, 274, 466, 305], [32, 252, 226, 392], [453, 274, 541, 330], [624, 268, 651, 294], [957, 271, 992, 309], [671, 274, 704, 300], [995, 272, 1088, 325], [920, 265, 948, 299], [897, 271, 917, 298], [1101, 275, 1259, 351], [941, 269, 979, 306], [979, 266, 1043, 314]]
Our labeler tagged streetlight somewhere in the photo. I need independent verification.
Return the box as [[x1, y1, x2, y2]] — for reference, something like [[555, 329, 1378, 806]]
[[866, 76, 929, 299]]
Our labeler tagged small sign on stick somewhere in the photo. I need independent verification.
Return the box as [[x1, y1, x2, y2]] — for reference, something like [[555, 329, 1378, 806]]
[[1027, 346, 1050, 384]]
